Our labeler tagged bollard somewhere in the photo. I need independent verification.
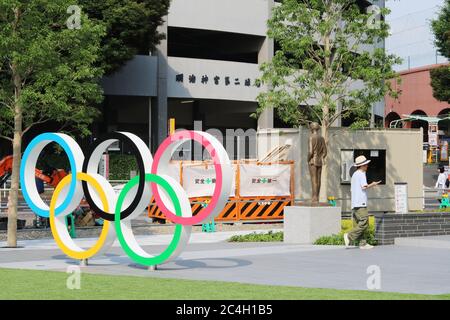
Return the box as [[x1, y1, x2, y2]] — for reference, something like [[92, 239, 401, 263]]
[[202, 220, 216, 233], [200, 200, 216, 233], [328, 196, 337, 207], [65, 213, 77, 238], [440, 193, 450, 209]]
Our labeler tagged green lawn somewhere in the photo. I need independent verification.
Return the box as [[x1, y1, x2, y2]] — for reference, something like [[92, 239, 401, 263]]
[[0, 268, 449, 300]]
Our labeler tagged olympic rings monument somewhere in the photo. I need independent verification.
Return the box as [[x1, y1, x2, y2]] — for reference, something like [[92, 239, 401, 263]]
[[20, 131, 233, 269]]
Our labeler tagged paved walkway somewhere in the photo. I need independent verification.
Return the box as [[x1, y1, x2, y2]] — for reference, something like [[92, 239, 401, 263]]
[[1, 230, 450, 295]]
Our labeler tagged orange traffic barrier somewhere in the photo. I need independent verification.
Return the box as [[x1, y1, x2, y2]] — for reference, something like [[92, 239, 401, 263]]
[[148, 197, 240, 223], [238, 197, 292, 220]]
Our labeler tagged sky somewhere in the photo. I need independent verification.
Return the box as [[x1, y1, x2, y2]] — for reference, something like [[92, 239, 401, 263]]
[[385, 0, 448, 70]]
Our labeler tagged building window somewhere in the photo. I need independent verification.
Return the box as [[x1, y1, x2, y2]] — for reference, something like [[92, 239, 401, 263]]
[[341, 149, 386, 185]]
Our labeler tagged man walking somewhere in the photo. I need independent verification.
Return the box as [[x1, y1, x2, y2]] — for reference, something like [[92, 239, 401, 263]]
[[344, 156, 381, 250]]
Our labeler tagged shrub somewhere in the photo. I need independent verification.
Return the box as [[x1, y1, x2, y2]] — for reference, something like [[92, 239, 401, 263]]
[[226, 217, 377, 246], [34, 153, 139, 181], [228, 231, 283, 243], [314, 216, 377, 246], [314, 234, 344, 245], [109, 154, 138, 180]]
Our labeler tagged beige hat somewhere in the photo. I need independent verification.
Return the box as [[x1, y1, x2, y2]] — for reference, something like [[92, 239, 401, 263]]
[[354, 155, 371, 167]]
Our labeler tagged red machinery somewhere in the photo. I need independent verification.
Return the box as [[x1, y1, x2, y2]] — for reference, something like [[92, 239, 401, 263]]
[[0, 155, 68, 189]]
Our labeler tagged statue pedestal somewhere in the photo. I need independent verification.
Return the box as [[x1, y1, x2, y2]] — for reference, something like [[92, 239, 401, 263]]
[[284, 206, 341, 244]]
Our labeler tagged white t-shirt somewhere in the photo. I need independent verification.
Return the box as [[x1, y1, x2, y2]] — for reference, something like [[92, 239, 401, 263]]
[[435, 172, 447, 189], [351, 170, 368, 209]]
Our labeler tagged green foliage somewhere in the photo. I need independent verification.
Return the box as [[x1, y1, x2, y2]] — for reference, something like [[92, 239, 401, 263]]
[[0, 0, 105, 139], [256, 0, 401, 129], [430, 65, 450, 103], [315, 216, 377, 246], [32, 153, 138, 180], [348, 118, 370, 130], [227, 217, 377, 246], [314, 234, 344, 245], [430, 1, 450, 103], [431, 0, 450, 59], [78, 0, 170, 75], [109, 154, 138, 180], [228, 231, 284, 243], [37, 154, 70, 172]]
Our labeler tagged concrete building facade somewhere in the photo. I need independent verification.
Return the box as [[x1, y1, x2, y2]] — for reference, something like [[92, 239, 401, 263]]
[[99, 0, 385, 157]]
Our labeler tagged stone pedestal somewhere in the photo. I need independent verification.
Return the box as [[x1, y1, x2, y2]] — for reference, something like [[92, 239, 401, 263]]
[[284, 206, 341, 244]]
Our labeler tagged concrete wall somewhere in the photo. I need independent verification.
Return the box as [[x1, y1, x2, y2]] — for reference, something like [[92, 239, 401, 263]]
[[167, 57, 263, 101], [257, 127, 423, 212], [168, 0, 271, 36], [375, 213, 450, 245]]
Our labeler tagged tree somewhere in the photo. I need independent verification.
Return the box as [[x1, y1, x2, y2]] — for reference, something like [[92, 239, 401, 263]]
[[430, 0, 450, 103], [432, 0, 450, 59], [78, 0, 170, 75], [0, 0, 105, 247], [256, 0, 400, 201], [430, 66, 450, 103]]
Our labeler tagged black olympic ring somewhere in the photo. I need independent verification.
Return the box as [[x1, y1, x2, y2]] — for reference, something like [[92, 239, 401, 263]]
[[81, 132, 148, 221]]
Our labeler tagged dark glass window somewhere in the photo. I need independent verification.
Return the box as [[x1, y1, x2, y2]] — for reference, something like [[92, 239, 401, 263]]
[[342, 149, 386, 185]]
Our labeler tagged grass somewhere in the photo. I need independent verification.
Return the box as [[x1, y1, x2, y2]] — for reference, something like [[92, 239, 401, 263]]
[[0, 268, 449, 300]]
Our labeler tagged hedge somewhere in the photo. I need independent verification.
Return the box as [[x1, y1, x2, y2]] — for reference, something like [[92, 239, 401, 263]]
[[108, 154, 138, 181], [226, 217, 377, 246], [314, 216, 377, 246], [34, 153, 138, 181], [228, 231, 284, 242]]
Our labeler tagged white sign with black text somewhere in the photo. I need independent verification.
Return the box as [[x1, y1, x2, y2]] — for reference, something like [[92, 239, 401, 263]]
[[394, 183, 408, 214]]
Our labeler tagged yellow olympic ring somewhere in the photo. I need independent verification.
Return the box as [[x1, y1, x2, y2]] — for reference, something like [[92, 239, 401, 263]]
[[50, 173, 112, 260]]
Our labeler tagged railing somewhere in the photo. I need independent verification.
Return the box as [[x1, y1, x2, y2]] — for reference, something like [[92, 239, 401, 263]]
[[393, 51, 448, 72], [0, 179, 445, 217], [0, 180, 130, 215]]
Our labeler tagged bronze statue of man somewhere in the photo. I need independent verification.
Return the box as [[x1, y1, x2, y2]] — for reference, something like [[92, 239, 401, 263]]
[[307, 122, 327, 203]]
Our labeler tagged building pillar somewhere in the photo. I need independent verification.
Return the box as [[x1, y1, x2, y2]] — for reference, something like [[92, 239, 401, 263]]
[[151, 17, 169, 153], [257, 0, 275, 130]]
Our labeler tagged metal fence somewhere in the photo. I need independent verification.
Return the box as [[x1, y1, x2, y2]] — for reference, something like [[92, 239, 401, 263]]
[[394, 51, 448, 72], [0, 180, 130, 215], [0, 179, 444, 216]]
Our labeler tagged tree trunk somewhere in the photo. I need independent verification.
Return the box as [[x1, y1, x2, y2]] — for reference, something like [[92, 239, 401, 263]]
[[7, 59, 23, 248], [7, 118, 22, 248]]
